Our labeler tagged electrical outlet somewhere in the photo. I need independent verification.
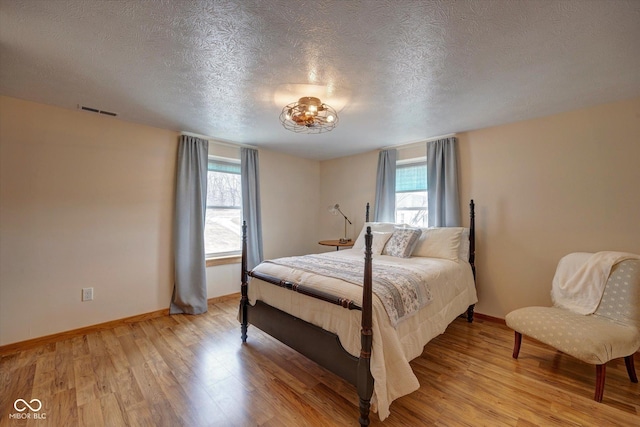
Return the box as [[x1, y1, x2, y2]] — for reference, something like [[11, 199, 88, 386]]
[[82, 287, 94, 301]]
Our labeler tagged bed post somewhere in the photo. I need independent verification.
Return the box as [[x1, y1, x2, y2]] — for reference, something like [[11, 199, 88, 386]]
[[467, 199, 476, 323], [365, 202, 370, 222], [357, 227, 374, 426], [469, 199, 476, 280], [240, 221, 249, 342]]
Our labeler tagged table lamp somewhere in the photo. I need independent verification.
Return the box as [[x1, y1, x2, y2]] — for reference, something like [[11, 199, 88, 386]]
[[329, 203, 352, 243]]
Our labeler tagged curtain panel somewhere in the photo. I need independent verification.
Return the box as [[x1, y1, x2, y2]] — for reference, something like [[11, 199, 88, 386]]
[[427, 137, 461, 227], [374, 149, 397, 222], [241, 147, 263, 270], [170, 135, 209, 315]]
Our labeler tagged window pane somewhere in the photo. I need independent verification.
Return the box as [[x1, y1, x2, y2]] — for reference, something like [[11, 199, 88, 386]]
[[206, 170, 241, 208], [205, 207, 242, 255], [396, 191, 428, 227], [205, 159, 242, 257]]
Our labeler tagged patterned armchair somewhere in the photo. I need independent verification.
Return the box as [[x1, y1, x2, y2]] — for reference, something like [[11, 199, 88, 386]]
[[505, 255, 640, 401]]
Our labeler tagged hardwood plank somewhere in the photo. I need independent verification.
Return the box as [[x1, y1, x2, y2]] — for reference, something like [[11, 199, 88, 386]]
[[116, 334, 146, 368], [112, 367, 145, 411], [98, 330, 130, 375], [0, 363, 36, 426], [99, 393, 127, 427], [53, 339, 75, 393], [130, 362, 182, 426], [73, 356, 99, 407], [77, 399, 105, 427], [118, 402, 155, 427], [42, 388, 78, 427]]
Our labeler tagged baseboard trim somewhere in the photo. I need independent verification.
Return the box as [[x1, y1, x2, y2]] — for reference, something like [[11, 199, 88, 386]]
[[473, 312, 506, 325], [0, 293, 240, 356]]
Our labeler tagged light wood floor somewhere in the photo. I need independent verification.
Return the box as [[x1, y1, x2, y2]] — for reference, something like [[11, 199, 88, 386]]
[[1, 298, 638, 426]]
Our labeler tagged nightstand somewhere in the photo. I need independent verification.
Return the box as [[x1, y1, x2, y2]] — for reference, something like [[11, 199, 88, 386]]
[[319, 240, 354, 251]]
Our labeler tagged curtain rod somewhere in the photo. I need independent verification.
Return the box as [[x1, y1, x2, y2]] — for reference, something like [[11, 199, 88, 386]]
[[381, 133, 456, 150], [180, 131, 257, 150]]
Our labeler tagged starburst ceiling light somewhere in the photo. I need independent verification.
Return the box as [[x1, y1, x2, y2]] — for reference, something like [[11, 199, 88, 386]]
[[279, 96, 338, 134]]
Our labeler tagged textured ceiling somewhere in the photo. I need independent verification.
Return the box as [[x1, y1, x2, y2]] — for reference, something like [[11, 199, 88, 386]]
[[1, 0, 639, 160]]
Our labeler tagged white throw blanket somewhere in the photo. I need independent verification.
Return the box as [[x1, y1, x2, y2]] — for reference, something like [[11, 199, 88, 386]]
[[551, 251, 640, 314]]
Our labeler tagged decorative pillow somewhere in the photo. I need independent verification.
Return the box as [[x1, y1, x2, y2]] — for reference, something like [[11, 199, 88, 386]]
[[352, 222, 396, 250], [383, 228, 422, 258], [412, 227, 464, 260]]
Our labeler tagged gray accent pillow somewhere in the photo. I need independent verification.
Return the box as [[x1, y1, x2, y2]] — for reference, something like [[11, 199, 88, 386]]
[[383, 228, 422, 258]]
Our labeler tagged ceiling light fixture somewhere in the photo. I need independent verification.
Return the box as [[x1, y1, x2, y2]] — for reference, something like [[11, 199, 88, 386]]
[[279, 96, 338, 134]]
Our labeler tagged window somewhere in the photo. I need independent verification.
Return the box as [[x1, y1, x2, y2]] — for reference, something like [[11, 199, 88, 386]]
[[395, 158, 427, 227], [204, 157, 242, 257]]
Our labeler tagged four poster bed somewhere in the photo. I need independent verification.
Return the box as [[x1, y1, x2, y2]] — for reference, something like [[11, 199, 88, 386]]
[[239, 200, 477, 426]]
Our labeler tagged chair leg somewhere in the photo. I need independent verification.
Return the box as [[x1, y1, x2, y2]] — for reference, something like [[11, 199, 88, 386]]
[[595, 364, 606, 402], [624, 355, 638, 383], [512, 332, 522, 359]]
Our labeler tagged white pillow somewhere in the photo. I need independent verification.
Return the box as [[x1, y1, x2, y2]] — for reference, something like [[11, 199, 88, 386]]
[[367, 231, 393, 255], [352, 222, 396, 249], [412, 227, 464, 260], [458, 228, 470, 261]]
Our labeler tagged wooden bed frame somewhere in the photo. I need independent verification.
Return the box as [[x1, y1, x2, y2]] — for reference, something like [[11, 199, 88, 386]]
[[240, 200, 476, 426]]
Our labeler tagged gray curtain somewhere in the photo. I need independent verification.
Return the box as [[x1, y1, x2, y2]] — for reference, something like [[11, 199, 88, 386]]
[[241, 147, 263, 270], [427, 137, 461, 227], [374, 149, 397, 222], [170, 135, 209, 314]]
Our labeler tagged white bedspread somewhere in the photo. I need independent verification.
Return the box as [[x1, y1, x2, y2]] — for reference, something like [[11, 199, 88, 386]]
[[248, 249, 477, 420], [551, 251, 640, 315]]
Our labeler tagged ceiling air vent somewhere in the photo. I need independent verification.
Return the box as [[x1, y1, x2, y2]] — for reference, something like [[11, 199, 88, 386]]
[[78, 105, 117, 117]]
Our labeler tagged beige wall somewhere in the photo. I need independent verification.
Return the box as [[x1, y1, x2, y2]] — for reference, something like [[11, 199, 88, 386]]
[[319, 150, 378, 250], [320, 97, 640, 319], [260, 149, 321, 258], [0, 96, 178, 345], [0, 96, 321, 345], [458, 97, 640, 318]]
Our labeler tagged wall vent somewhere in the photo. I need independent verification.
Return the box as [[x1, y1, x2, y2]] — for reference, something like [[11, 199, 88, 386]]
[[78, 105, 117, 117]]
